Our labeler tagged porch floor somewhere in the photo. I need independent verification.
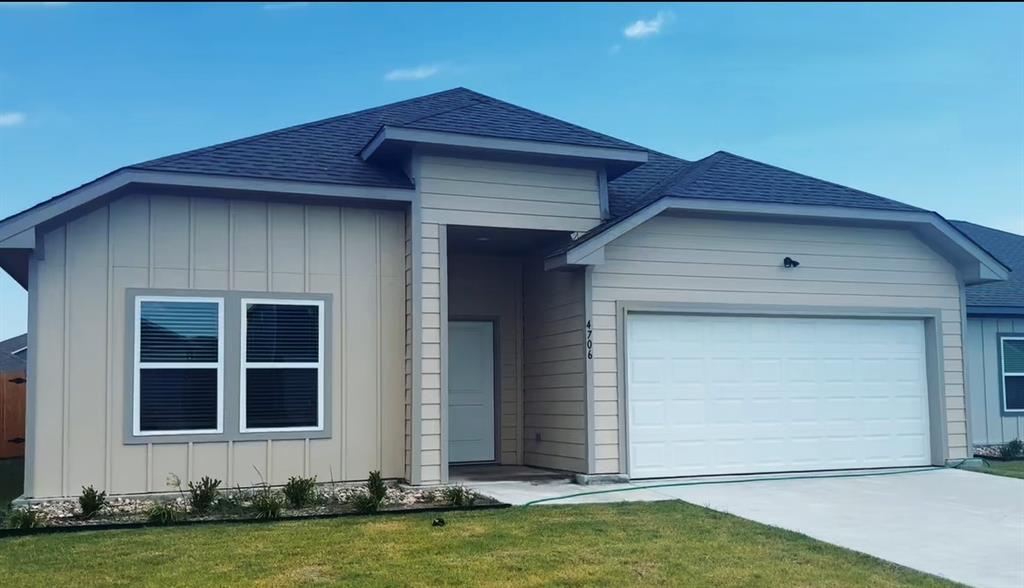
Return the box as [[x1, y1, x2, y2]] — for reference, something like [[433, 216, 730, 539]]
[[449, 464, 571, 484]]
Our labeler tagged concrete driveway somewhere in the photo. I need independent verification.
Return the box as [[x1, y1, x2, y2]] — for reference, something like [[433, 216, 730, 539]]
[[470, 468, 1024, 588]]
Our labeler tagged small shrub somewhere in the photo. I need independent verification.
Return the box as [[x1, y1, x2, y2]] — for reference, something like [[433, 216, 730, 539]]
[[999, 438, 1024, 459], [353, 470, 389, 513], [5, 508, 45, 529], [78, 485, 107, 519], [147, 503, 185, 526], [187, 476, 222, 513], [283, 475, 317, 509], [352, 492, 382, 514], [251, 486, 283, 520], [440, 485, 476, 507], [367, 470, 387, 503]]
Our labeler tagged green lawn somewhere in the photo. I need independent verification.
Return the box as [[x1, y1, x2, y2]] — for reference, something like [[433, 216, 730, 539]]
[[0, 458, 23, 510], [963, 459, 1024, 480], [0, 502, 953, 587]]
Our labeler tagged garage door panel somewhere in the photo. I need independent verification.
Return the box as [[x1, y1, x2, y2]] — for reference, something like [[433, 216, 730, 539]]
[[627, 314, 931, 478]]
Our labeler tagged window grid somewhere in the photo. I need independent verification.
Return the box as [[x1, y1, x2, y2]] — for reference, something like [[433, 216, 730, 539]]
[[133, 296, 224, 436], [1002, 335, 1024, 414], [239, 299, 325, 433]]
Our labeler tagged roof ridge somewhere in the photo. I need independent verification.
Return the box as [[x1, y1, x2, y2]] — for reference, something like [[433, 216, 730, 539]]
[[951, 219, 1024, 239], [636, 151, 727, 204], [462, 89, 645, 151], [133, 87, 478, 169], [716, 151, 926, 212], [393, 95, 487, 127]]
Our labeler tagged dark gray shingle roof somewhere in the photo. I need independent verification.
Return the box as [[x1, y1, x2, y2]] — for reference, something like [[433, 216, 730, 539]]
[[951, 221, 1024, 312], [648, 151, 924, 213], [3, 87, 938, 236], [0, 333, 26, 374], [131, 87, 641, 188]]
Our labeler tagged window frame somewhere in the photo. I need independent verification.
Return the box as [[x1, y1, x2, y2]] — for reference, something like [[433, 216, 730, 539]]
[[239, 298, 325, 433], [1000, 334, 1024, 414], [132, 295, 225, 437]]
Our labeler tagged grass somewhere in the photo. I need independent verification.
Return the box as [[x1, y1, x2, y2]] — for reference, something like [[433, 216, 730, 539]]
[[962, 459, 1024, 480], [0, 458, 24, 510], [0, 501, 953, 587]]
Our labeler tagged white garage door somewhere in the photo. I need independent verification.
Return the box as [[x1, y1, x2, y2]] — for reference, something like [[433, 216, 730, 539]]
[[627, 314, 931, 479]]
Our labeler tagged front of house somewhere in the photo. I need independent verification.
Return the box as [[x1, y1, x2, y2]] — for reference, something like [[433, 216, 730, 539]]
[[0, 88, 1008, 499]]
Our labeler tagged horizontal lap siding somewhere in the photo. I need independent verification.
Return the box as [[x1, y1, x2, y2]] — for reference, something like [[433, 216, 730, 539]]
[[966, 317, 1024, 445], [590, 215, 968, 474], [419, 155, 602, 232], [418, 222, 443, 484], [523, 258, 587, 473], [27, 194, 406, 498]]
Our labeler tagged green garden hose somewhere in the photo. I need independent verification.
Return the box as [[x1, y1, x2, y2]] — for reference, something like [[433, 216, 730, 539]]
[[523, 463, 970, 507]]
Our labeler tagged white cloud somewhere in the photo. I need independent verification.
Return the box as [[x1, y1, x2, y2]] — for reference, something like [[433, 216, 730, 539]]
[[623, 11, 674, 39], [262, 2, 308, 10], [0, 112, 25, 127], [384, 64, 443, 82]]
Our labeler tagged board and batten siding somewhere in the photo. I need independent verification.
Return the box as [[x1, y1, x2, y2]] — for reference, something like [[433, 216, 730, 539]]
[[448, 254, 524, 465], [588, 215, 969, 474], [418, 155, 602, 232], [26, 193, 406, 499], [523, 258, 588, 473], [966, 316, 1024, 445]]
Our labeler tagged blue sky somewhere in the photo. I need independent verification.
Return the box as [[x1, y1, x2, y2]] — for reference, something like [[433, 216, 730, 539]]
[[1, 2, 1022, 340]]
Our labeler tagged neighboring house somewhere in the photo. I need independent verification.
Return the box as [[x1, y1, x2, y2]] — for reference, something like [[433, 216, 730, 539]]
[[951, 221, 1024, 447], [0, 88, 1008, 500], [0, 333, 27, 459]]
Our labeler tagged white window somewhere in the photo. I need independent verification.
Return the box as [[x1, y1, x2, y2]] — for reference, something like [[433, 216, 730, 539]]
[[133, 297, 224, 435], [1001, 336, 1024, 413], [240, 299, 324, 432]]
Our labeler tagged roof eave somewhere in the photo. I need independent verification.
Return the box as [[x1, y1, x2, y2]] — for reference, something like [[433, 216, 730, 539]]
[[550, 196, 1011, 284], [361, 125, 649, 178], [966, 305, 1024, 317], [0, 169, 418, 287]]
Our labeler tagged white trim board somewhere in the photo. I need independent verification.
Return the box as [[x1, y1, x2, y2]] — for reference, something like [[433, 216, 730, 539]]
[[239, 298, 326, 433]]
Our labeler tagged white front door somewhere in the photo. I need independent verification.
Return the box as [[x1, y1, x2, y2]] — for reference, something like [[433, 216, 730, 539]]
[[627, 313, 932, 479], [448, 321, 495, 463]]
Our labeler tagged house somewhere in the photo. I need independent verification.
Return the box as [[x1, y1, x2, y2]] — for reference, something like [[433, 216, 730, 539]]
[[0, 88, 1008, 499], [0, 333, 27, 460], [951, 221, 1024, 448]]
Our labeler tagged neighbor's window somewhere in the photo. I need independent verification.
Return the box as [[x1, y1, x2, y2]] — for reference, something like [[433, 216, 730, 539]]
[[240, 299, 324, 432], [134, 297, 223, 435], [1003, 336, 1024, 413]]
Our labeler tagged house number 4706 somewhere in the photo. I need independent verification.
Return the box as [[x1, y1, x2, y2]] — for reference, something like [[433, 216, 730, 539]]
[[586, 319, 593, 360]]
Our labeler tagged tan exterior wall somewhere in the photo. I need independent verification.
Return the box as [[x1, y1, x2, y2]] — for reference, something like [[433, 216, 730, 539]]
[[419, 155, 601, 232], [448, 254, 524, 465], [411, 154, 599, 482], [26, 193, 406, 498], [966, 316, 1024, 445], [589, 214, 969, 474], [523, 258, 588, 473]]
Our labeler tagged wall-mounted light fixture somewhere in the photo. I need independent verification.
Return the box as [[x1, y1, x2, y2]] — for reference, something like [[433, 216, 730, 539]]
[[783, 256, 800, 268]]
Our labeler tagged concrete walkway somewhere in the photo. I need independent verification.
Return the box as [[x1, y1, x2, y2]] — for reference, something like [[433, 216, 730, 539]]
[[469, 468, 1024, 588]]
